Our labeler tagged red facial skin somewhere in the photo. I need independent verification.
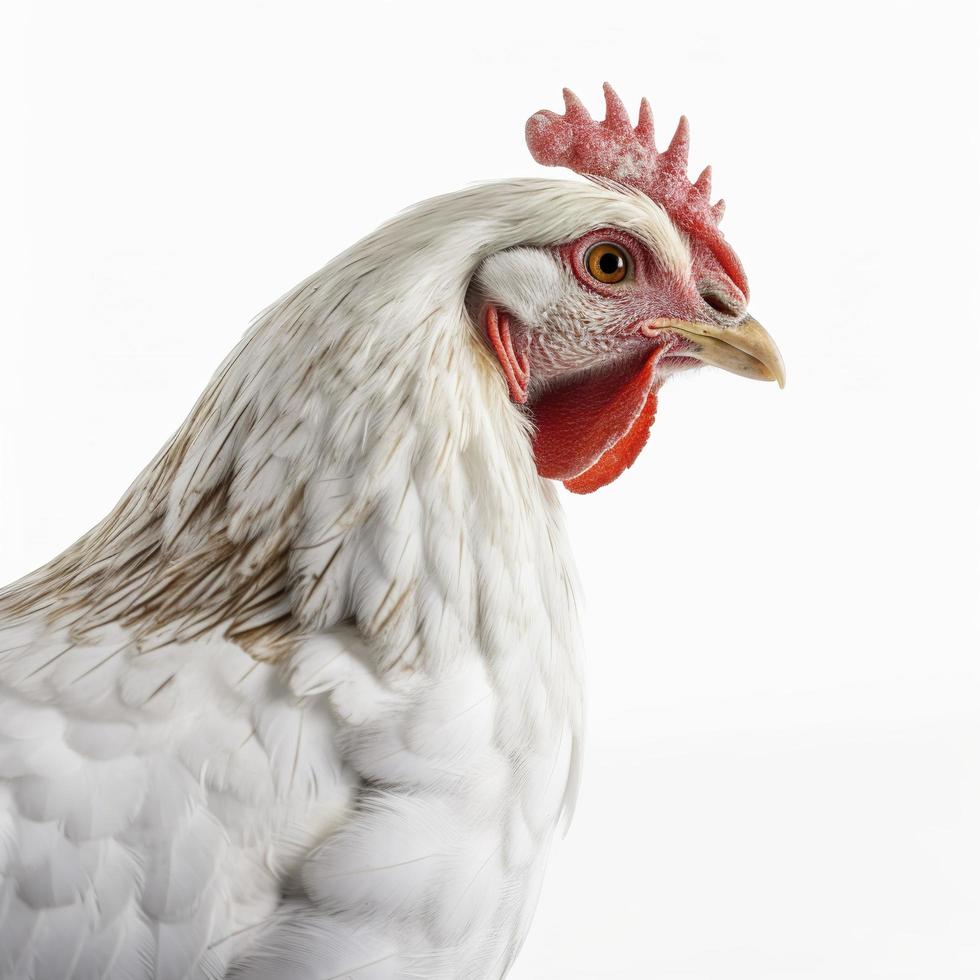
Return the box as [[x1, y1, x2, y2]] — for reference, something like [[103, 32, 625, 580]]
[[484, 228, 747, 494], [563, 227, 746, 326]]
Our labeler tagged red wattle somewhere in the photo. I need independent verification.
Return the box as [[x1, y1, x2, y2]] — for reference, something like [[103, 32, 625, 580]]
[[531, 347, 662, 494], [562, 386, 658, 494]]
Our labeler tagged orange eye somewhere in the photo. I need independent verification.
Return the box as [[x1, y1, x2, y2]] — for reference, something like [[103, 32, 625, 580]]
[[585, 242, 630, 284]]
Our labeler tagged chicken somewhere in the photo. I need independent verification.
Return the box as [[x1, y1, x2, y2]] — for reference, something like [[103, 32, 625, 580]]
[[0, 85, 783, 979]]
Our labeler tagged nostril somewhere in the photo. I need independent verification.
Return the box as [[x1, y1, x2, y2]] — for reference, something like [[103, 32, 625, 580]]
[[699, 287, 743, 318]]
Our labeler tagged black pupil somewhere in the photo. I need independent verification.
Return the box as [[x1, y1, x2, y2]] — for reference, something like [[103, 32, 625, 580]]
[[598, 250, 622, 275]]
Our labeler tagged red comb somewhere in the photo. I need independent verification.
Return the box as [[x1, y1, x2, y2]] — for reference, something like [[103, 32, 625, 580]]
[[526, 83, 748, 298]]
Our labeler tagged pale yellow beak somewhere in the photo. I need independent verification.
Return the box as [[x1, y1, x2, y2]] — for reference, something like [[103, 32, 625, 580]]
[[641, 316, 786, 388]]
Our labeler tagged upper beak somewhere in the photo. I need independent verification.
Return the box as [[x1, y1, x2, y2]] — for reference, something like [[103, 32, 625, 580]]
[[641, 315, 786, 388]]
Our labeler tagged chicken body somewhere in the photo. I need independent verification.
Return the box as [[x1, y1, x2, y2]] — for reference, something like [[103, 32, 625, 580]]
[[0, 181, 623, 979]]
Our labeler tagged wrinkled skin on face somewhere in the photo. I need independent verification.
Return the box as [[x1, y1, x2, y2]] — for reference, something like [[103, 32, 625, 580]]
[[472, 225, 783, 493]]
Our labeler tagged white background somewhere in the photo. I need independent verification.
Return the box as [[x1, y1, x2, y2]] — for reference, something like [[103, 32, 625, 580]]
[[2, 2, 979, 977]]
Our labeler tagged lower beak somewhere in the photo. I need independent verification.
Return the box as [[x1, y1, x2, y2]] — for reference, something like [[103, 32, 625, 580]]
[[641, 315, 786, 388]]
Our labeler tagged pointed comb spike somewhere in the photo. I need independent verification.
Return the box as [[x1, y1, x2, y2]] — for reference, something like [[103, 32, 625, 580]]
[[562, 88, 591, 124], [693, 165, 712, 202], [662, 115, 690, 173], [635, 97, 655, 146], [711, 199, 726, 222], [602, 82, 631, 133]]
